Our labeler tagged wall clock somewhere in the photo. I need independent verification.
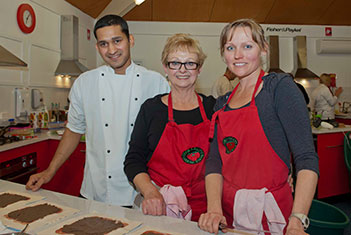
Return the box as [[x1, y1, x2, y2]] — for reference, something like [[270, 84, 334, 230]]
[[17, 3, 36, 34]]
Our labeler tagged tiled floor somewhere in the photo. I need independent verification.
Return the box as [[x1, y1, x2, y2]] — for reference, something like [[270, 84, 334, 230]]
[[320, 194, 351, 235]]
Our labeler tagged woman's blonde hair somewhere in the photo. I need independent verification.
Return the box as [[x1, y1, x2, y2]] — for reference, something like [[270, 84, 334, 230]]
[[219, 18, 268, 56], [161, 33, 207, 67], [319, 73, 331, 84]]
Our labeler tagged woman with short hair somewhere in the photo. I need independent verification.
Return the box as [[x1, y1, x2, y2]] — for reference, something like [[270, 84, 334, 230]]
[[124, 33, 215, 222]]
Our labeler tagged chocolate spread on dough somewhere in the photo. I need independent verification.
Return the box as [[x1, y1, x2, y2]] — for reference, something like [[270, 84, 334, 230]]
[[141, 231, 171, 235], [0, 193, 30, 208], [56, 216, 125, 235], [7, 203, 62, 223]]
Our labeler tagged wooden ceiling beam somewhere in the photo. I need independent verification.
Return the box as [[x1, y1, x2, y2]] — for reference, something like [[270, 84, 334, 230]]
[[210, 0, 275, 23], [68, 0, 351, 25], [65, 0, 111, 18], [317, 0, 351, 25], [264, 0, 334, 25]]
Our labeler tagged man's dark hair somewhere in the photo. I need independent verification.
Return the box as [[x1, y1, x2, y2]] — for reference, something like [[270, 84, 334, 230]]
[[93, 15, 129, 40]]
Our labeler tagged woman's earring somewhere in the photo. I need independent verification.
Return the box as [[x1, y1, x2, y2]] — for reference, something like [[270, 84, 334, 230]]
[[165, 74, 169, 79]]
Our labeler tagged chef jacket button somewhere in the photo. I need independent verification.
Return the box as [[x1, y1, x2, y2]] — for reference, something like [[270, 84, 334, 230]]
[[102, 98, 105, 101], [105, 123, 108, 127], [136, 74, 140, 77], [101, 73, 104, 76], [108, 176, 111, 179], [134, 97, 138, 101], [131, 123, 133, 127], [107, 150, 110, 153]]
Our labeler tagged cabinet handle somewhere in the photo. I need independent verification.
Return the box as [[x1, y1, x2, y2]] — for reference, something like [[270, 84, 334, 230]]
[[80, 150, 86, 153], [326, 145, 343, 148]]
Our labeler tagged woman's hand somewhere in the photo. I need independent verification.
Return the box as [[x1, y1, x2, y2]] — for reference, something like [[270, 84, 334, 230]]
[[198, 211, 227, 234], [335, 87, 343, 97], [141, 189, 166, 216], [286, 217, 309, 235], [133, 173, 166, 216]]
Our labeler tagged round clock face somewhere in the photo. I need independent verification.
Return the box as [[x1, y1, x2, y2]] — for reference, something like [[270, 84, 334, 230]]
[[23, 10, 33, 27], [17, 4, 36, 34]]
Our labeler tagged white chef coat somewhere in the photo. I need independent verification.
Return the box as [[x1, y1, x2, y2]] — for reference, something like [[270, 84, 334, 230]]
[[66, 62, 170, 206], [311, 83, 338, 120], [211, 75, 239, 98]]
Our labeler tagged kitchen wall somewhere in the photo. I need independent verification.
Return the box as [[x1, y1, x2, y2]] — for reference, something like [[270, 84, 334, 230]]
[[0, 0, 97, 122], [1, 3, 351, 122], [119, 21, 351, 107]]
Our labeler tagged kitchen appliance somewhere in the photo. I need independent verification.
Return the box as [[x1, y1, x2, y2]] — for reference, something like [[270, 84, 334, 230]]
[[54, 15, 88, 77], [0, 123, 31, 145], [268, 36, 285, 73], [31, 89, 43, 109], [0, 135, 21, 146], [0, 152, 37, 184], [294, 36, 319, 79], [0, 45, 27, 70], [342, 102, 351, 113], [15, 88, 27, 118]]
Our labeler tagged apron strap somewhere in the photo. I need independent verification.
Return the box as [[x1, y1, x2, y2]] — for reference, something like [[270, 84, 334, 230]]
[[197, 93, 209, 122], [168, 92, 208, 122], [168, 92, 175, 122], [209, 69, 265, 139], [250, 70, 265, 106], [209, 110, 219, 139]]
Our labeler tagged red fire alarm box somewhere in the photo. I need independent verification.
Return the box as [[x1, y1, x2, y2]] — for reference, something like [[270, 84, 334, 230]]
[[325, 27, 332, 36], [87, 29, 91, 40]]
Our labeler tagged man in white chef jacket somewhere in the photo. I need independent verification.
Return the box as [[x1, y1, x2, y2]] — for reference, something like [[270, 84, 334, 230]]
[[26, 15, 170, 207]]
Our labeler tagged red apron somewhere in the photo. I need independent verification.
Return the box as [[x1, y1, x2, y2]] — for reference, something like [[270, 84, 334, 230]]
[[210, 70, 293, 231], [147, 92, 210, 221]]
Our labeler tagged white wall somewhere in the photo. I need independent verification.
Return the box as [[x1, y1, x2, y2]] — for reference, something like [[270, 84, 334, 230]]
[[0, 0, 96, 121], [126, 21, 351, 104], [1, 8, 351, 121]]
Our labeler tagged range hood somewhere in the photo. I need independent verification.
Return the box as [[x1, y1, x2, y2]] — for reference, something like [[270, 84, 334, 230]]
[[55, 15, 88, 77], [0, 45, 27, 70], [294, 36, 318, 79], [268, 36, 285, 73]]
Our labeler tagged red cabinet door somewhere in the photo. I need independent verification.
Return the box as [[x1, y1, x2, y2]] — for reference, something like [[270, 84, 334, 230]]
[[42, 140, 85, 196], [0, 141, 48, 184], [316, 132, 350, 198], [336, 118, 351, 125], [0, 141, 48, 163]]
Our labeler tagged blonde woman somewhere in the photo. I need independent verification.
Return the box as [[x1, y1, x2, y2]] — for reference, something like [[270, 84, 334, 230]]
[[199, 19, 319, 235], [124, 34, 215, 222]]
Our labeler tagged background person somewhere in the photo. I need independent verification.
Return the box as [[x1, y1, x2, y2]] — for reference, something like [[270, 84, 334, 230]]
[[124, 33, 216, 221], [311, 73, 343, 127], [211, 67, 238, 98], [26, 15, 170, 207], [198, 19, 319, 235], [288, 73, 310, 105]]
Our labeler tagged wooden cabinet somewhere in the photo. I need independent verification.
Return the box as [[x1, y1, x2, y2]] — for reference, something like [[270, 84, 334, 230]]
[[42, 140, 85, 196], [315, 132, 350, 198]]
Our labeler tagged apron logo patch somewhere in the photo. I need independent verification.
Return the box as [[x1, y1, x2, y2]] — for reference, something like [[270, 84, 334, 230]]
[[223, 136, 238, 154], [182, 147, 204, 164]]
